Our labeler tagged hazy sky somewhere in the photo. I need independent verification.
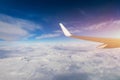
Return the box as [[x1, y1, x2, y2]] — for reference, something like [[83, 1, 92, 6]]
[[0, 0, 120, 42]]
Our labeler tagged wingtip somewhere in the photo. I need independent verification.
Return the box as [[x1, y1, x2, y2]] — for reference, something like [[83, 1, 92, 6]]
[[59, 23, 72, 37], [59, 23, 62, 26]]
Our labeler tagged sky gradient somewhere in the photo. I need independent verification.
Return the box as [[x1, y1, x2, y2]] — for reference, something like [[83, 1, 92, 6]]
[[1, 1, 120, 80], [0, 0, 120, 42]]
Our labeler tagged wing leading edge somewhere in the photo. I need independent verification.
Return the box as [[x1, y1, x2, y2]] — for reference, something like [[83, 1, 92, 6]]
[[59, 23, 120, 48]]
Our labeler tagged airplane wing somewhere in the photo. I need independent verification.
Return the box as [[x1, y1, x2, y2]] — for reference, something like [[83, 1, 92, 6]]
[[59, 23, 120, 48]]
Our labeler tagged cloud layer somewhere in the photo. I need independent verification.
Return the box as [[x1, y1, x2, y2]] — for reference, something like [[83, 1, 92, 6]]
[[0, 42, 120, 80]]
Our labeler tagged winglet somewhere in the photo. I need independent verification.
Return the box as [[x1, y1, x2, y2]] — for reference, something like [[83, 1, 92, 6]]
[[59, 23, 72, 37]]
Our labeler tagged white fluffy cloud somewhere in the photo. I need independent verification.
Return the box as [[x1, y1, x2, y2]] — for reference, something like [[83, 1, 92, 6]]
[[0, 42, 120, 80], [36, 33, 61, 39], [0, 14, 42, 40], [0, 21, 29, 40]]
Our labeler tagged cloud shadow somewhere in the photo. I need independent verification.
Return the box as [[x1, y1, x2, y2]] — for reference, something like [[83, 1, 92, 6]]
[[53, 72, 90, 80]]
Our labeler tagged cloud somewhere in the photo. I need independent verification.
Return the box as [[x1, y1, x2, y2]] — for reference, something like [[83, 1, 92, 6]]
[[0, 14, 42, 40], [83, 23, 103, 31], [84, 20, 120, 31], [53, 73, 89, 80], [0, 42, 120, 80], [75, 20, 120, 38], [55, 29, 81, 35], [36, 33, 61, 39], [0, 21, 29, 40]]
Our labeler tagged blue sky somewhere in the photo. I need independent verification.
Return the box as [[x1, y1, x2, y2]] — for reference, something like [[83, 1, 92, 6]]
[[0, 0, 120, 42]]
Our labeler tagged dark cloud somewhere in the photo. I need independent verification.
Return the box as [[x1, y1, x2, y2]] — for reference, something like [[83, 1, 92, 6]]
[[53, 73, 89, 80], [0, 50, 12, 58], [0, 46, 34, 59]]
